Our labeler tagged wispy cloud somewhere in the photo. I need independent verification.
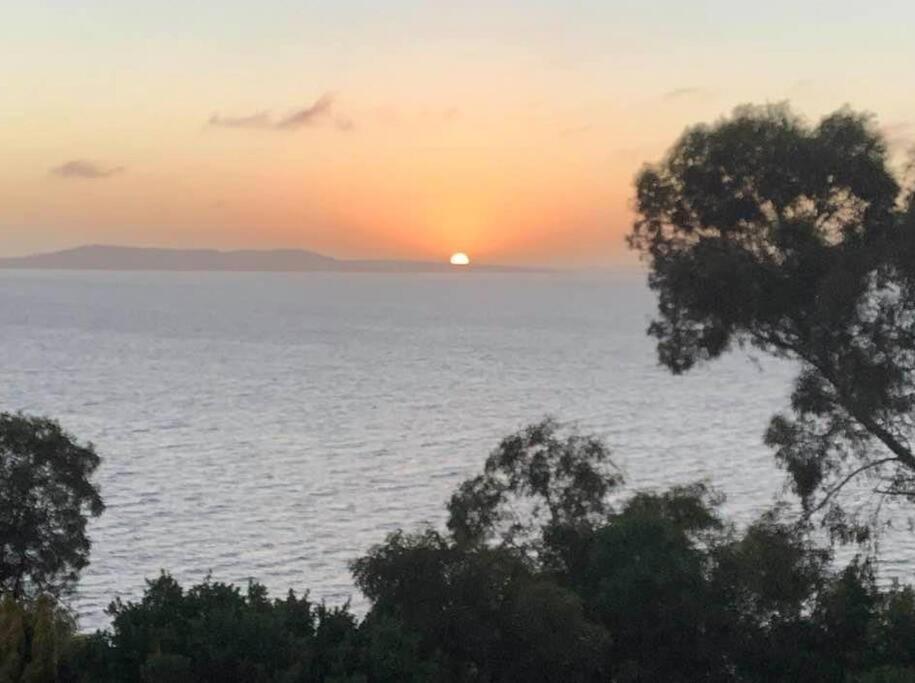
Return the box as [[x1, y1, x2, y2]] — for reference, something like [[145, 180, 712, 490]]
[[274, 94, 334, 130], [209, 93, 352, 132], [50, 160, 124, 179], [208, 111, 272, 129], [662, 86, 710, 101]]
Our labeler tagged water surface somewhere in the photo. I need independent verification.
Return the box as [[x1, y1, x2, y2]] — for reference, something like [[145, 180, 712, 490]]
[[2, 269, 903, 629]]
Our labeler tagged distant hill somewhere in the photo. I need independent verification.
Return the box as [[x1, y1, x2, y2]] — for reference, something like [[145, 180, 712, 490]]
[[0, 245, 544, 274]]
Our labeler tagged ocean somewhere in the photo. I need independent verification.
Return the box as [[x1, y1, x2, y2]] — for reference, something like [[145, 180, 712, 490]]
[[2, 268, 909, 629]]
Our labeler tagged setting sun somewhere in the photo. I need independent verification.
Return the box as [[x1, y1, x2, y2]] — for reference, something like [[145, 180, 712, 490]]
[[450, 252, 471, 266]]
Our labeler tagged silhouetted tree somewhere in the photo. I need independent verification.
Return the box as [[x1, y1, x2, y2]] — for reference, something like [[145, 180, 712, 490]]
[[73, 573, 364, 683], [18, 421, 915, 681], [446, 418, 622, 573], [628, 103, 915, 536], [352, 529, 611, 682], [0, 413, 104, 599], [355, 433, 915, 681]]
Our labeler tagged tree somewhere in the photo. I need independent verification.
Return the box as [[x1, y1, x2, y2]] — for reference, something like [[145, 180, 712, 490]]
[[572, 485, 727, 680], [352, 529, 611, 682], [628, 103, 915, 536], [446, 418, 622, 572], [0, 413, 104, 599], [87, 573, 365, 682], [35, 421, 915, 681], [357, 424, 915, 681]]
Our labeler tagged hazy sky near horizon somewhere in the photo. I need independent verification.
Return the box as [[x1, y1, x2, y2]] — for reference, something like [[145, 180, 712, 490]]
[[2, 1, 914, 265]]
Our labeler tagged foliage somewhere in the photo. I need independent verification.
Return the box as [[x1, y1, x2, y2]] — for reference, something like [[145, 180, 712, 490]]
[[5, 420, 915, 680], [66, 573, 365, 682], [353, 528, 609, 681], [446, 418, 622, 574], [353, 472, 915, 682], [39, 489, 915, 682], [628, 103, 915, 533], [0, 594, 75, 683], [353, 424, 915, 681], [7, 408, 915, 680], [0, 413, 104, 600]]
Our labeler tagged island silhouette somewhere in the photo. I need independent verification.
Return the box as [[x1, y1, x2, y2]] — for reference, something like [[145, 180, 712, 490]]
[[0, 245, 546, 273]]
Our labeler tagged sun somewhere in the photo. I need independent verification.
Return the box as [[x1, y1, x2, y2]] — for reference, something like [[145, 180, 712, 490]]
[[450, 252, 470, 266]]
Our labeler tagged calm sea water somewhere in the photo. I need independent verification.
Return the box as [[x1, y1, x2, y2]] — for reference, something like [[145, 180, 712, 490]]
[[2, 269, 912, 629]]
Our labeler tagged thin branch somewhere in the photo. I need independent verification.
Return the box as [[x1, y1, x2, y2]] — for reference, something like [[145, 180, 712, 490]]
[[765, 329, 915, 471], [873, 488, 915, 497], [804, 457, 899, 519]]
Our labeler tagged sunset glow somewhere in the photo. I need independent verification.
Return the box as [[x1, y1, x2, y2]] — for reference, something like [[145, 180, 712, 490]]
[[2, 2, 914, 266]]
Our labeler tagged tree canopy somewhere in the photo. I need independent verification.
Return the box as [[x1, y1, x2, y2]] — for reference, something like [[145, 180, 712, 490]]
[[0, 413, 104, 599], [352, 423, 915, 682], [446, 419, 621, 565], [5, 420, 915, 680], [628, 103, 915, 536]]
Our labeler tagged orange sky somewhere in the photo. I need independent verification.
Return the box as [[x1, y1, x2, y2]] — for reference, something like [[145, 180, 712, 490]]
[[2, 2, 914, 266]]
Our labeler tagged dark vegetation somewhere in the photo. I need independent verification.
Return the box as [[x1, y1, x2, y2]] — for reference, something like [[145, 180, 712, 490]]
[[4, 104, 915, 681], [0, 413, 104, 600], [628, 103, 915, 540], [4, 417, 915, 682]]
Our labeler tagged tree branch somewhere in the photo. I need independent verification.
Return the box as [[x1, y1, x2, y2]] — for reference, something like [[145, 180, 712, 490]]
[[805, 457, 899, 519], [750, 328, 915, 473]]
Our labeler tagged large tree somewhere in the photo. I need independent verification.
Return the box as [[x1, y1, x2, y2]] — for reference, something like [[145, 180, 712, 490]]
[[0, 413, 104, 599], [628, 103, 915, 537]]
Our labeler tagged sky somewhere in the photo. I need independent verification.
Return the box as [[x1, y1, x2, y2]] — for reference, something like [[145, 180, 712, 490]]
[[2, 1, 914, 266]]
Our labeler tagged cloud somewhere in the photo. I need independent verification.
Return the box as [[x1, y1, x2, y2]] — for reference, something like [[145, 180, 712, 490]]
[[208, 111, 272, 129], [275, 94, 334, 129], [209, 93, 352, 132], [662, 86, 710, 101], [50, 160, 124, 179]]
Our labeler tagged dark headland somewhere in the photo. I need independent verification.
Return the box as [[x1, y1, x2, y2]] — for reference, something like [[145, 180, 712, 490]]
[[0, 245, 548, 273]]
